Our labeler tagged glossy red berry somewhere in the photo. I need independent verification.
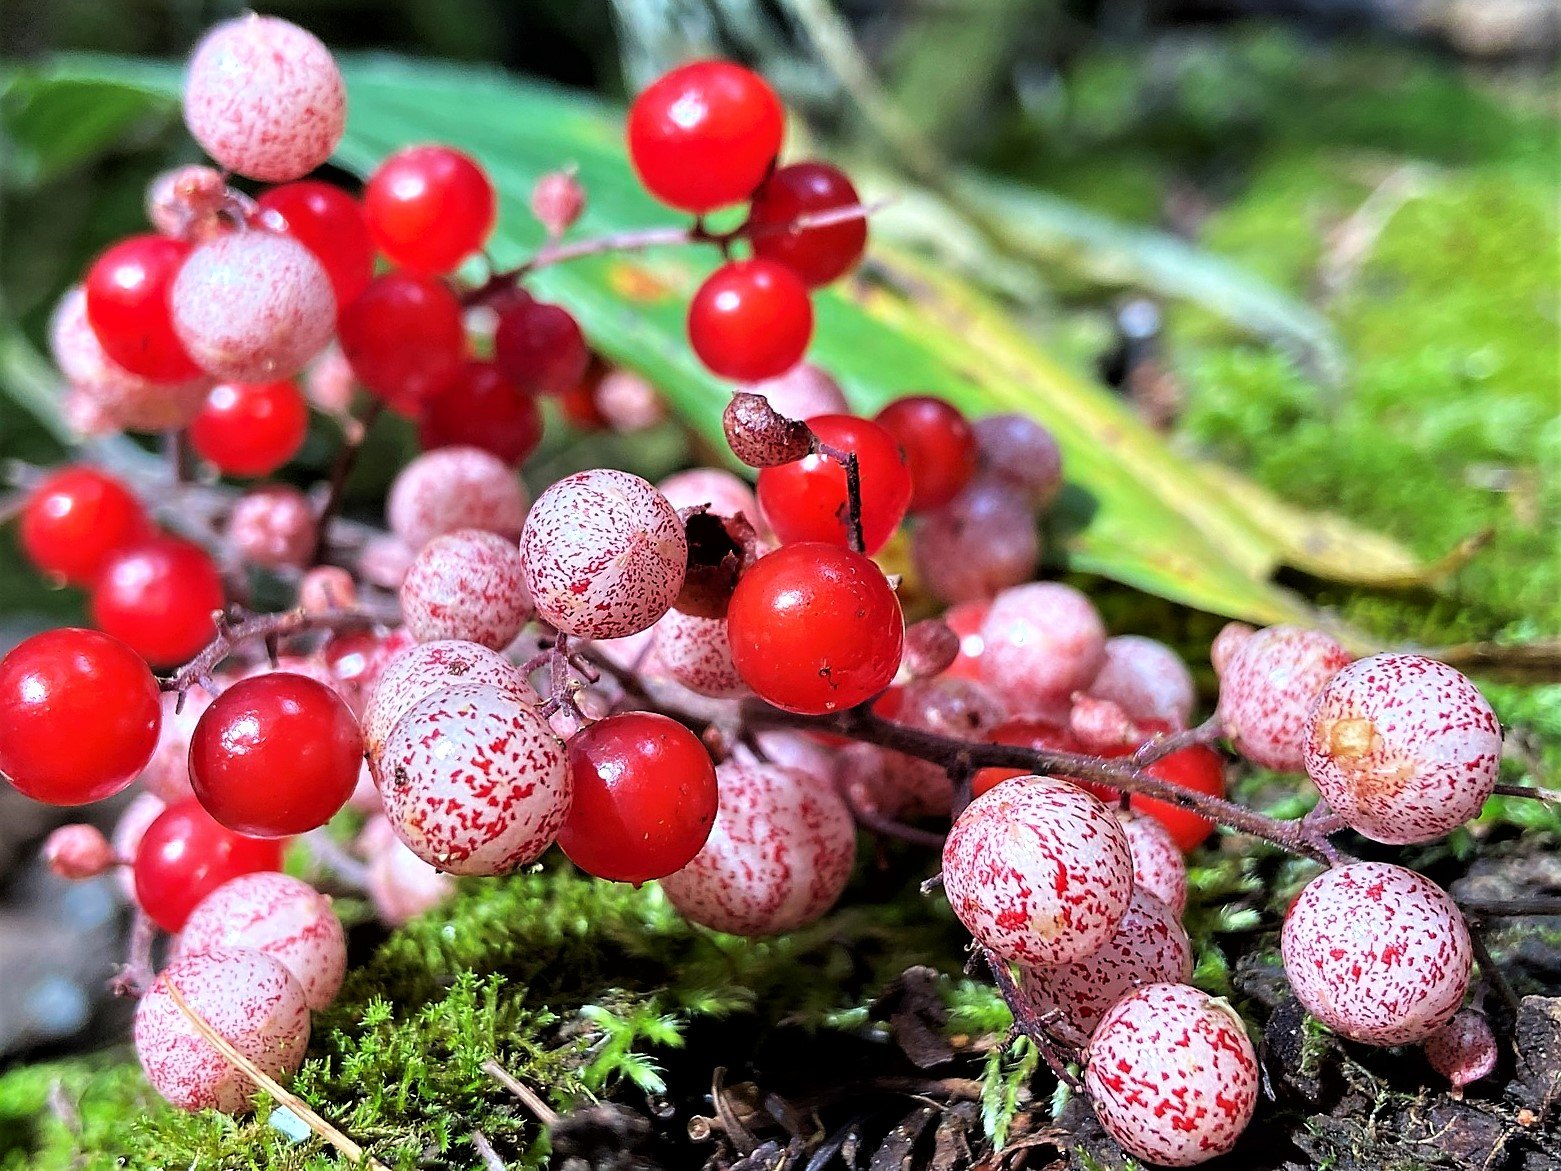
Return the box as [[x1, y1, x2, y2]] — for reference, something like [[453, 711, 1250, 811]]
[[419, 361, 544, 465], [0, 628, 161, 805], [492, 296, 590, 397], [189, 380, 310, 476], [338, 272, 466, 414], [190, 672, 363, 838], [20, 466, 149, 585], [83, 234, 203, 382], [688, 260, 812, 382], [255, 180, 375, 313], [627, 61, 784, 213], [873, 395, 978, 512], [1137, 745, 1226, 853], [363, 145, 496, 274], [133, 799, 286, 932], [90, 535, 226, 667], [727, 542, 904, 714], [757, 414, 911, 554], [557, 712, 719, 884], [972, 717, 1082, 798], [747, 162, 867, 287]]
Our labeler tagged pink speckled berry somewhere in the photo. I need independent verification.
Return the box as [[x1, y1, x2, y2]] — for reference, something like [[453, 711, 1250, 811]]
[[304, 343, 357, 417], [374, 683, 569, 875], [134, 945, 311, 1113], [596, 369, 666, 433], [226, 484, 317, 568], [1304, 654, 1500, 845], [1119, 811, 1188, 915], [741, 362, 848, 420], [1216, 625, 1351, 773], [175, 872, 345, 1009], [1282, 862, 1472, 1046], [365, 825, 458, 926], [942, 776, 1133, 966], [139, 687, 213, 804], [43, 824, 116, 880], [1087, 635, 1196, 729], [183, 15, 345, 183], [879, 676, 1008, 818], [1423, 1009, 1497, 1090], [752, 729, 836, 783], [657, 468, 761, 525], [1210, 622, 1255, 677], [654, 609, 746, 698], [113, 792, 166, 900], [520, 468, 687, 640], [362, 639, 532, 757], [977, 583, 1107, 714], [299, 566, 356, 613], [400, 529, 532, 651], [661, 758, 855, 937], [1017, 888, 1192, 1041], [387, 446, 528, 552], [911, 476, 1039, 605], [1085, 983, 1258, 1166]]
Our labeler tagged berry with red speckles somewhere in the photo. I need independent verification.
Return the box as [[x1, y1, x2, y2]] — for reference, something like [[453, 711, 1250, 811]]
[[191, 380, 310, 478], [658, 468, 761, 524], [92, 535, 225, 668], [175, 872, 345, 1009], [362, 639, 532, 757], [1217, 626, 1351, 772], [747, 162, 868, 287], [661, 757, 854, 936], [401, 529, 532, 651], [688, 260, 813, 383], [521, 469, 687, 640], [972, 414, 1062, 508], [255, 181, 374, 314], [364, 145, 496, 275], [1084, 982, 1259, 1166], [874, 395, 978, 513], [654, 609, 746, 698], [43, 824, 117, 880], [876, 675, 1007, 818], [1119, 811, 1189, 915], [1087, 635, 1196, 730], [134, 946, 310, 1113], [977, 583, 1107, 715], [226, 484, 317, 569], [742, 362, 848, 419], [1017, 888, 1192, 1040], [1423, 1010, 1497, 1090], [420, 361, 544, 467], [493, 296, 591, 397], [758, 414, 910, 554], [1304, 653, 1500, 845], [1281, 862, 1471, 1046], [134, 800, 286, 931], [374, 683, 569, 875], [942, 776, 1133, 966], [911, 475, 1038, 605], [388, 446, 528, 551], [183, 15, 344, 182], [20, 466, 148, 586], [1210, 622, 1255, 676], [338, 272, 466, 414]]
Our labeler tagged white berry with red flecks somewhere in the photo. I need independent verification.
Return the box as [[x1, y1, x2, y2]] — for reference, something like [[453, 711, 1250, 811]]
[[387, 446, 529, 552], [138, 686, 212, 803], [1215, 625, 1351, 772], [1119, 811, 1189, 915], [657, 468, 761, 527], [1281, 862, 1472, 1046], [520, 468, 687, 640], [183, 15, 345, 182], [363, 638, 533, 758], [401, 529, 533, 651], [911, 476, 1039, 605], [1423, 1009, 1497, 1089], [226, 485, 317, 568], [654, 609, 746, 698], [1017, 888, 1192, 1041], [661, 758, 855, 937], [171, 231, 336, 383], [1085, 982, 1259, 1167], [1304, 654, 1501, 845], [977, 583, 1107, 714], [879, 676, 1008, 819], [374, 683, 569, 876], [133, 946, 311, 1114], [942, 776, 1133, 966], [1087, 635, 1196, 729]]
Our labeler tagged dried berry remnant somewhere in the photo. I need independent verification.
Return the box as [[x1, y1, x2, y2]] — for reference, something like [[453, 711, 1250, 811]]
[[1216, 625, 1351, 772], [723, 391, 814, 467], [387, 446, 529, 551], [1423, 1009, 1498, 1089], [531, 169, 586, 236], [362, 638, 534, 757], [902, 619, 961, 680], [1085, 983, 1259, 1166], [942, 776, 1133, 967], [43, 824, 117, 880], [401, 528, 533, 651], [1281, 862, 1472, 1045], [977, 582, 1107, 713], [1304, 653, 1501, 844], [674, 507, 760, 618], [1087, 635, 1197, 729], [134, 946, 311, 1113], [146, 165, 229, 241], [1119, 810, 1189, 914]]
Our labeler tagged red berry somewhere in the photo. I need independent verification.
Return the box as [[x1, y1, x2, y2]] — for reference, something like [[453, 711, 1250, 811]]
[[557, 712, 719, 884], [941, 600, 990, 682], [417, 360, 543, 466], [0, 628, 161, 805], [873, 395, 978, 512], [688, 260, 812, 382], [747, 162, 867, 287], [255, 180, 375, 314], [84, 234, 203, 382], [1136, 745, 1226, 853], [627, 61, 784, 213], [90, 535, 226, 667], [492, 296, 590, 397], [757, 414, 911, 554], [190, 672, 363, 837], [363, 145, 496, 274], [133, 799, 286, 932], [190, 380, 310, 476], [20, 466, 149, 585], [971, 717, 1082, 798], [727, 542, 904, 714], [338, 272, 465, 413]]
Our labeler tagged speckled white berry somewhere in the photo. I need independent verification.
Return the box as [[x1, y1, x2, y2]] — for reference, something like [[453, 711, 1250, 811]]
[[362, 639, 532, 758], [657, 468, 761, 525], [183, 15, 345, 182], [374, 682, 569, 876], [134, 946, 310, 1114], [1210, 622, 1255, 677], [174, 872, 346, 1010], [942, 776, 1133, 966], [977, 583, 1107, 714], [1119, 811, 1188, 916], [227, 485, 317, 568], [653, 609, 746, 698], [1282, 862, 1471, 1046], [1087, 635, 1196, 729], [1085, 982, 1258, 1166], [1216, 625, 1351, 772], [1304, 654, 1500, 845], [520, 468, 687, 640], [1423, 1009, 1497, 1089], [401, 529, 532, 651], [387, 447, 528, 552], [661, 758, 855, 937]]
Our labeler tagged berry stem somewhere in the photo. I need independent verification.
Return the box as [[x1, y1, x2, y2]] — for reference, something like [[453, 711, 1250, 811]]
[[160, 606, 377, 696], [110, 908, 158, 997], [833, 770, 946, 849], [812, 439, 866, 554], [301, 828, 371, 890], [1492, 782, 1560, 803], [312, 398, 386, 565], [984, 950, 1085, 1086], [1130, 714, 1225, 768], [482, 1059, 561, 1126]]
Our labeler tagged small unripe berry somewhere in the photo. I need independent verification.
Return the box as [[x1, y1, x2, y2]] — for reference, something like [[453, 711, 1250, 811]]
[[1209, 622, 1255, 676], [400, 529, 532, 651], [43, 824, 116, 880], [531, 169, 586, 236], [1423, 1009, 1498, 1090], [1087, 635, 1196, 729], [387, 447, 529, 551], [1216, 625, 1350, 772], [723, 391, 814, 467]]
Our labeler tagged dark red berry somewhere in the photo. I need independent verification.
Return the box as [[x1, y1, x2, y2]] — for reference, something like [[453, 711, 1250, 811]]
[[747, 162, 867, 287], [338, 272, 466, 414], [874, 395, 978, 512], [492, 295, 590, 397], [419, 361, 545, 466]]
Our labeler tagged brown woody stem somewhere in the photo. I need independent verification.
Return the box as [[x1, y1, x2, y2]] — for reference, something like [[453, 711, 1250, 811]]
[[160, 607, 377, 695]]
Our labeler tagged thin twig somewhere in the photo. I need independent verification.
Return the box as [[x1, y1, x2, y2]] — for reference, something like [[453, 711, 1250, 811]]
[[1465, 918, 1522, 1018], [470, 1129, 507, 1171], [1493, 782, 1560, 803], [160, 607, 376, 694], [312, 399, 385, 564], [1457, 895, 1561, 917], [984, 951, 1084, 1088], [482, 1059, 561, 1127], [302, 830, 371, 890], [110, 909, 158, 997], [1130, 715, 1225, 768], [813, 440, 866, 554], [835, 770, 946, 849]]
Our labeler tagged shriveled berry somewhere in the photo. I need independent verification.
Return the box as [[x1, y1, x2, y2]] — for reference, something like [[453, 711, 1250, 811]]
[[723, 391, 814, 467], [388, 446, 528, 551], [977, 583, 1106, 714], [658, 468, 761, 526], [1423, 1010, 1498, 1090], [147, 165, 229, 241], [1217, 625, 1351, 772], [401, 529, 532, 651]]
